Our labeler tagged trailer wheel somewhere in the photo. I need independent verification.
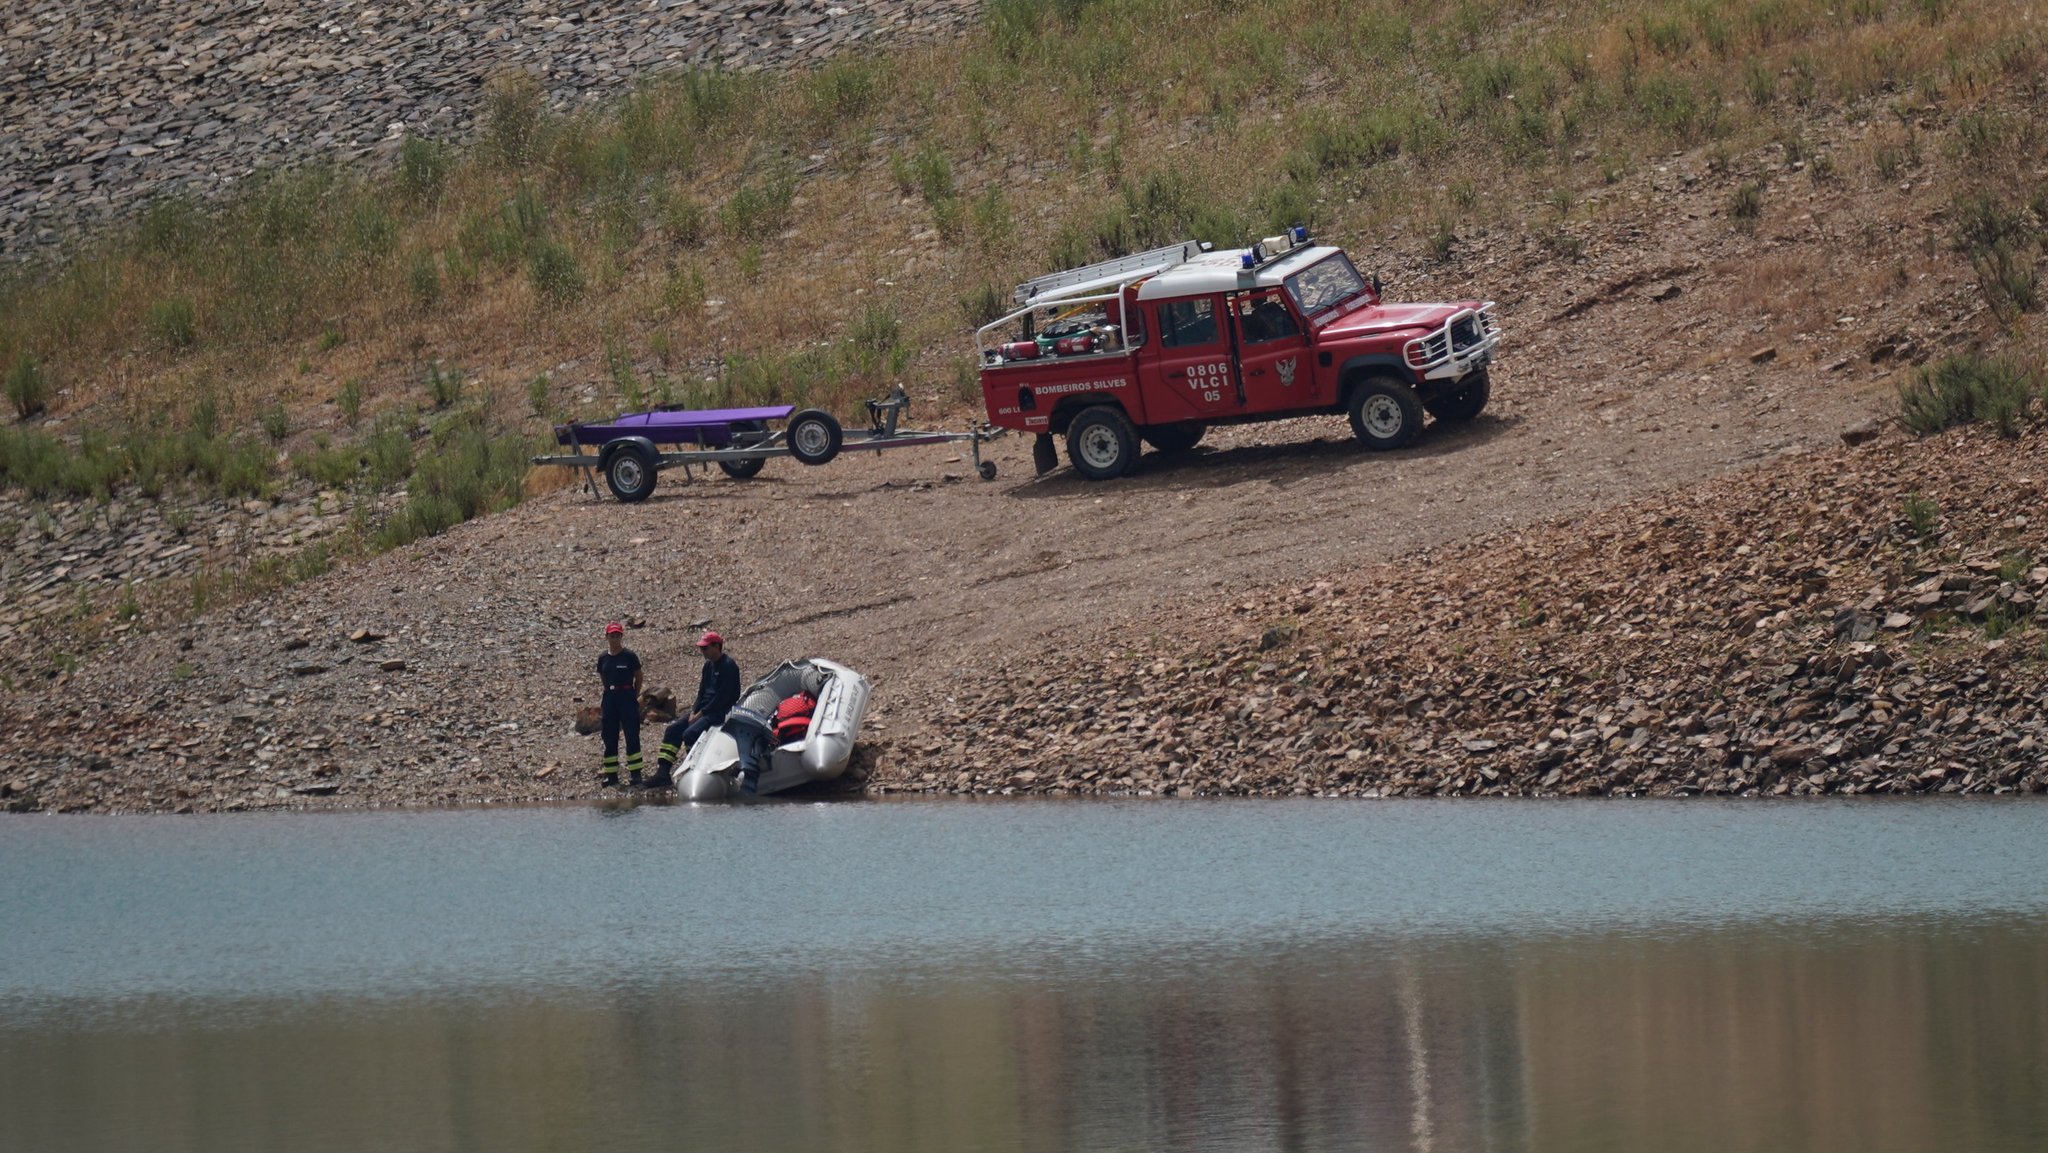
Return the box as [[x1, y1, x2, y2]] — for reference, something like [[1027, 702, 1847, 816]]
[[1141, 421, 1206, 454], [787, 409, 843, 466], [1346, 376, 1424, 451], [604, 443, 659, 502], [1424, 371, 1491, 423], [1066, 405, 1137, 480], [978, 460, 998, 482], [718, 457, 766, 480]]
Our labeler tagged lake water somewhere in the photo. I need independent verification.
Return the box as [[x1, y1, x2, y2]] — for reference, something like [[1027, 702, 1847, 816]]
[[3, 798, 2046, 1153]]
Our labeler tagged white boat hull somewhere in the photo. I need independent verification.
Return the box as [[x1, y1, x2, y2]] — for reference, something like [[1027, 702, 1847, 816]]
[[676, 658, 870, 801]]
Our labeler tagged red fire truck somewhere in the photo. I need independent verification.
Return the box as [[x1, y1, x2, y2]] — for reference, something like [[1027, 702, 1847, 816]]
[[976, 229, 1501, 479]]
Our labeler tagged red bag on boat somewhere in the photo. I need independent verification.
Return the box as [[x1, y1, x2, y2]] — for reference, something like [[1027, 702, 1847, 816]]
[[774, 692, 817, 743]]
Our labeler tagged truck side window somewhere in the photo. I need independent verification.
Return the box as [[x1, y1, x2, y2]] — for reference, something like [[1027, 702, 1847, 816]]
[[1237, 294, 1300, 344], [1159, 299, 1218, 348]]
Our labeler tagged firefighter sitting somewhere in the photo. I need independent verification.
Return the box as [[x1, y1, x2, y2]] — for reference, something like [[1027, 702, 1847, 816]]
[[646, 631, 740, 789]]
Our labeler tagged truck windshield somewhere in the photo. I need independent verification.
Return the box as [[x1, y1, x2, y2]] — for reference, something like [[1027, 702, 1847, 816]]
[[1284, 254, 1367, 316]]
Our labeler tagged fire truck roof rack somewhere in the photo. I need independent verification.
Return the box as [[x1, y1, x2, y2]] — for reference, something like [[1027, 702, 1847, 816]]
[[1012, 240, 1208, 306]]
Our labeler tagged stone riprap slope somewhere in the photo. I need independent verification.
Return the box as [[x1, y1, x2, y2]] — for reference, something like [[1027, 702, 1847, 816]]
[[1, 0, 975, 254], [896, 427, 2048, 801]]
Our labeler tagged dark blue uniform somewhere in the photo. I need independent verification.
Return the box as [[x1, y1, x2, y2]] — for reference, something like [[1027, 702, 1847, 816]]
[[596, 648, 643, 782], [658, 653, 741, 770]]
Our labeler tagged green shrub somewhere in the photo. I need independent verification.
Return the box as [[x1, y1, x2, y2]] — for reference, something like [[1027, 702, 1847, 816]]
[[1897, 354, 2037, 436], [408, 250, 443, 308], [960, 283, 1007, 326], [423, 361, 464, 409], [1729, 181, 1763, 223], [262, 403, 291, 444], [528, 373, 552, 416], [1902, 491, 1940, 539], [338, 378, 364, 427], [375, 409, 534, 549], [365, 414, 415, 489], [721, 168, 797, 241], [526, 240, 586, 304], [662, 194, 707, 246], [483, 72, 546, 167], [146, 295, 197, 350], [6, 352, 47, 419], [397, 136, 452, 201]]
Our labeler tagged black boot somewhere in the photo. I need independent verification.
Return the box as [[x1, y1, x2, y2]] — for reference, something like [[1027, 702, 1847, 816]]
[[600, 773, 621, 789], [643, 764, 674, 790], [629, 769, 644, 788]]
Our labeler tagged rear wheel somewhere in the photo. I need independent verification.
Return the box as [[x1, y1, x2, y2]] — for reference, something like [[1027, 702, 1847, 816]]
[[1425, 371, 1491, 423], [718, 457, 766, 480], [787, 409, 843, 466], [604, 443, 659, 502], [1141, 421, 1207, 454], [1346, 376, 1424, 451], [1066, 405, 1138, 480]]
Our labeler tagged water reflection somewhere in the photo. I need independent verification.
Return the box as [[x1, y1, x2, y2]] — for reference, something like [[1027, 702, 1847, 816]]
[[6, 918, 2045, 1153]]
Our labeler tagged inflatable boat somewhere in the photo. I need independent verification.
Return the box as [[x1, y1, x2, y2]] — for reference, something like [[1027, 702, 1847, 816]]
[[675, 658, 871, 801]]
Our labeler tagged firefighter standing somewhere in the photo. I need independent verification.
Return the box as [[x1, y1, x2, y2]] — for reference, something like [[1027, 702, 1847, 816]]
[[596, 621, 645, 788], [646, 631, 740, 789]]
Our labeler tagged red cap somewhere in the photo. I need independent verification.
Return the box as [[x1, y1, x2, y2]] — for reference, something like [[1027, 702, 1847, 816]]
[[696, 631, 723, 648], [604, 622, 624, 636]]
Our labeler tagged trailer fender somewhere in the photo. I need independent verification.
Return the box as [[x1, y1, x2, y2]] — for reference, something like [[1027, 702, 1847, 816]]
[[597, 435, 660, 470]]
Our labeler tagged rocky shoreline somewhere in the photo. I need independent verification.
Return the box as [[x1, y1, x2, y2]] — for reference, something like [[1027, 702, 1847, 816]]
[[894, 426, 2048, 801], [2, 0, 979, 255], [5, 423, 2044, 815]]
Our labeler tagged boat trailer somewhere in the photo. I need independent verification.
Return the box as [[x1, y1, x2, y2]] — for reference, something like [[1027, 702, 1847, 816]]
[[531, 388, 1004, 503]]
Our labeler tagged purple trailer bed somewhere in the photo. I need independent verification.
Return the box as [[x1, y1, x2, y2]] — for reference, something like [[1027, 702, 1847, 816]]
[[531, 390, 1002, 503], [552, 405, 794, 449]]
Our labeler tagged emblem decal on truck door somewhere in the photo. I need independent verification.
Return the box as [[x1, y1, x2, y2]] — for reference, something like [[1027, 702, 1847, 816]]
[[1276, 357, 1298, 386]]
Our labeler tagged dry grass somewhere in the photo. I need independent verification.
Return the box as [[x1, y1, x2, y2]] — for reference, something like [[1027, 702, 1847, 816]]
[[0, 0, 2043, 449]]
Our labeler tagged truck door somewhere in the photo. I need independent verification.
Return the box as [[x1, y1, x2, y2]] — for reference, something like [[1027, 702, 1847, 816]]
[[1151, 295, 1240, 420], [1229, 290, 1316, 412]]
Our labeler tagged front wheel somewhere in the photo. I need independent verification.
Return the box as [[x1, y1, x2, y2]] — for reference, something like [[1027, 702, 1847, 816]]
[[787, 409, 843, 466], [604, 444, 659, 502], [1065, 405, 1138, 480], [1347, 376, 1425, 451], [1425, 371, 1490, 423]]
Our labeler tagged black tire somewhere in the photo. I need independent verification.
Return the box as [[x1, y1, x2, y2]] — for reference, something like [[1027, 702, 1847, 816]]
[[1141, 421, 1207, 454], [718, 456, 766, 480], [1424, 371, 1491, 423], [1065, 405, 1138, 480], [787, 409, 843, 466], [1346, 375, 1425, 451], [604, 443, 659, 502], [977, 460, 998, 481]]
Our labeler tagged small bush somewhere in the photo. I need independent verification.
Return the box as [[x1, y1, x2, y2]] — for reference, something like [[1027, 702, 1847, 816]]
[[365, 414, 416, 489], [1897, 354, 2037, 436], [528, 374, 552, 416], [318, 324, 345, 352], [721, 168, 797, 241], [960, 283, 1007, 326], [262, 403, 291, 444], [397, 136, 452, 201], [662, 195, 707, 246], [338, 378, 364, 427], [408, 250, 443, 308], [423, 361, 464, 409], [6, 352, 47, 419], [146, 295, 197, 350], [1902, 491, 1940, 539], [484, 72, 546, 167], [1729, 181, 1763, 223], [527, 240, 586, 304]]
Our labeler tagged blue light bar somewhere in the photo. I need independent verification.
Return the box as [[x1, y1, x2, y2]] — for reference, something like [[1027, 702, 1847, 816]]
[[1240, 252, 1256, 269], [1291, 225, 1309, 244]]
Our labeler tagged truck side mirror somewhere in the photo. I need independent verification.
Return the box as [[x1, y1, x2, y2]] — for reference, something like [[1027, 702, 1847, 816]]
[[1372, 273, 1384, 296]]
